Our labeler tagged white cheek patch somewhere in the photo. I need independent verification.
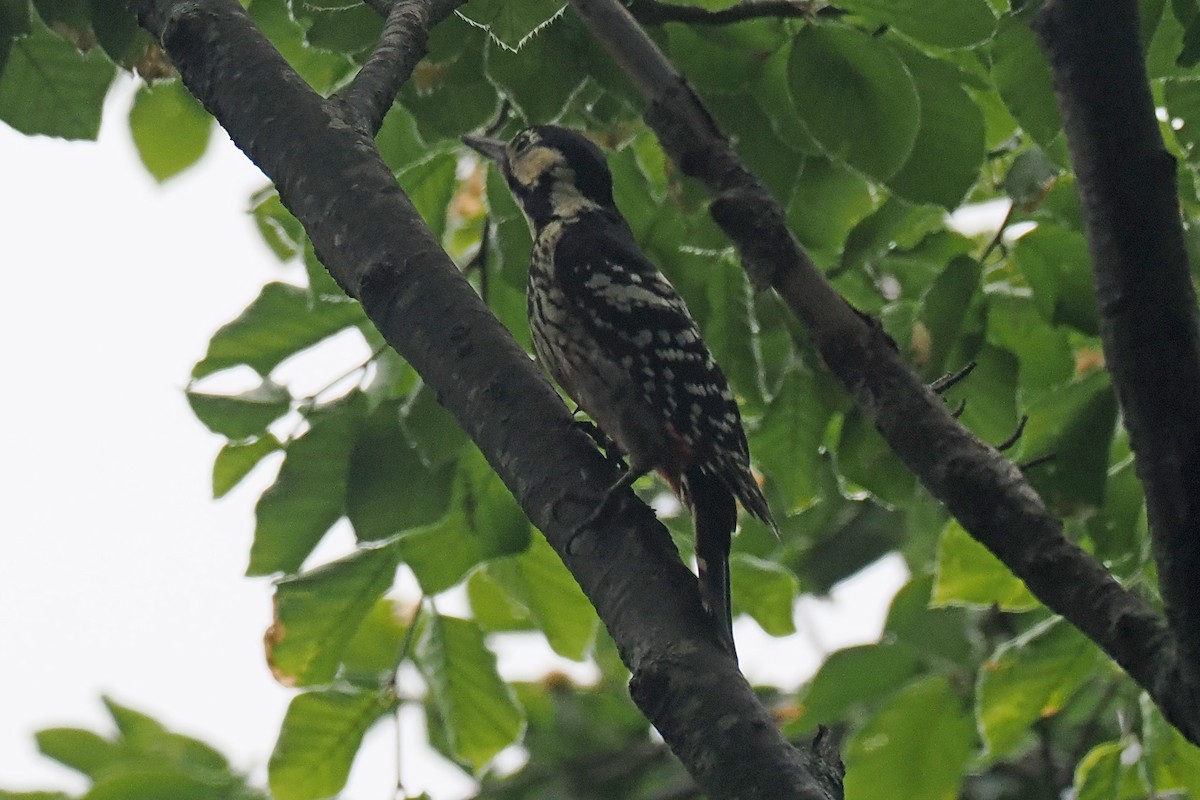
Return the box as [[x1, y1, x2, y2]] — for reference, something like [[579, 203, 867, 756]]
[[510, 146, 564, 187]]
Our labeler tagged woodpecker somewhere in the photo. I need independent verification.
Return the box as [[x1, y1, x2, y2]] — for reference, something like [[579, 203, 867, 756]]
[[463, 125, 776, 655]]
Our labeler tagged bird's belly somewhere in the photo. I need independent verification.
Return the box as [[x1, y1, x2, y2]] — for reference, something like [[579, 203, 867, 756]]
[[529, 296, 673, 468]]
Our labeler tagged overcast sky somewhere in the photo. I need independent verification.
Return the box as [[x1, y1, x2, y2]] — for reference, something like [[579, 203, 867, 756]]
[[0, 75, 905, 799]]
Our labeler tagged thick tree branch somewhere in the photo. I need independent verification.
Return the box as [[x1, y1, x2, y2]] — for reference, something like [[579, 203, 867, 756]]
[[1032, 0, 1200, 686], [335, 0, 431, 136], [128, 0, 839, 797], [566, 0, 1200, 743]]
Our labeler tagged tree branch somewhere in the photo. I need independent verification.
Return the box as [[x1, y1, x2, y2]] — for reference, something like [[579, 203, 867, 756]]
[[565, 0, 1200, 743], [335, 0, 431, 136], [1032, 0, 1200, 688], [128, 0, 839, 797]]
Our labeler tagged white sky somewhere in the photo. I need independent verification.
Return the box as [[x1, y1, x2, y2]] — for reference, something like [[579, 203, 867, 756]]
[[0, 76, 906, 799]]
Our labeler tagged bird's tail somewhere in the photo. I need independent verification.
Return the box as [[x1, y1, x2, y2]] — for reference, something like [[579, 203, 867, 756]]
[[683, 466, 738, 658]]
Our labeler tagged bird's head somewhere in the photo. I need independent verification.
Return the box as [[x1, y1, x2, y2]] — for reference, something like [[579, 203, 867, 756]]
[[462, 125, 615, 229]]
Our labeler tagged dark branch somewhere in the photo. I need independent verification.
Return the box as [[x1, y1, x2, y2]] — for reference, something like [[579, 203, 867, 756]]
[[929, 360, 977, 394], [1033, 0, 1200, 694], [626, 0, 819, 25], [336, 0, 431, 136], [565, 0, 1200, 744], [128, 1, 837, 797], [996, 414, 1028, 452]]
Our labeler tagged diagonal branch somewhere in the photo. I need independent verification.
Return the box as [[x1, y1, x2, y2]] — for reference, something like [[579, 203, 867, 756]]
[[1032, 0, 1200, 687], [335, 0, 431, 135], [565, 0, 1200, 743], [128, 0, 840, 797], [335, 0, 467, 135]]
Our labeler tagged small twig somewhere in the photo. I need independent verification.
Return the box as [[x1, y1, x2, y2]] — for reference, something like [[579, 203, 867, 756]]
[[929, 360, 977, 394], [484, 97, 513, 137], [1019, 453, 1056, 472], [464, 218, 492, 303], [392, 598, 426, 800], [996, 414, 1029, 452], [950, 399, 967, 418], [980, 201, 1017, 263], [627, 0, 829, 25]]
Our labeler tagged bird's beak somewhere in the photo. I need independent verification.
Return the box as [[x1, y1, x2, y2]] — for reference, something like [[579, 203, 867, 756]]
[[461, 134, 508, 166]]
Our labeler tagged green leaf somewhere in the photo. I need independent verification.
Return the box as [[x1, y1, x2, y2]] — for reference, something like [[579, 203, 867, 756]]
[[83, 769, 232, 800], [841, 196, 944, 276], [1017, 369, 1118, 509], [886, 44, 986, 208], [397, 151, 458, 239], [843, 676, 975, 800], [339, 599, 410, 682], [750, 371, 829, 512], [932, 519, 1038, 611], [919, 256, 981, 378], [91, 0, 153, 68], [457, 0, 564, 50], [345, 399, 456, 542], [0, 13, 114, 139], [977, 617, 1101, 758], [399, 382, 469, 468], [467, 568, 532, 632], [248, 0, 353, 92], [398, 17, 496, 142], [128, 80, 212, 181], [268, 687, 393, 800], [1073, 739, 1148, 800], [249, 392, 367, 576], [885, 575, 972, 666], [942, 343, 1019, 446], [484, 534, 597, 660], [340, 597, 410, 686], [788, 24, 920, 182], [187, 380, 291, 440], [786, 155, 875, 267], [398, 448, 531, 593], [0, 792, 71, 800], [985, 293, 1074, 394], [290, 0, 381, 55], [1168, 79, 1200, 167], [1011, 224, 1098, 335], [728, 554, 797, 636], [837, 409, 915, 506], [791, 643, 921, 729], [415, 614, 523, 769], [838, 0, 996, 48], [990, 14, 1062, 148], [268, 541, 401, 686], [1003, 147, 1062, 207], [192, 282, 366, 379], [667, 18, 784, 94], [35, 728, 123, 777], [1144, 706, 1200, 796], [212, 435, 281, 498], [484, 16, 590, 122], [250, 188, 305, 262]]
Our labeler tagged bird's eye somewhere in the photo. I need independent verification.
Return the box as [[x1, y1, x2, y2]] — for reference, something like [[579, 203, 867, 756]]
[[511, 131, 535, 155]]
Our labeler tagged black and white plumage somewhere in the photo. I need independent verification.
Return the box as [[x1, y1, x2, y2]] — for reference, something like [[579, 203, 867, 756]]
[[463, 125, 776, 655]]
